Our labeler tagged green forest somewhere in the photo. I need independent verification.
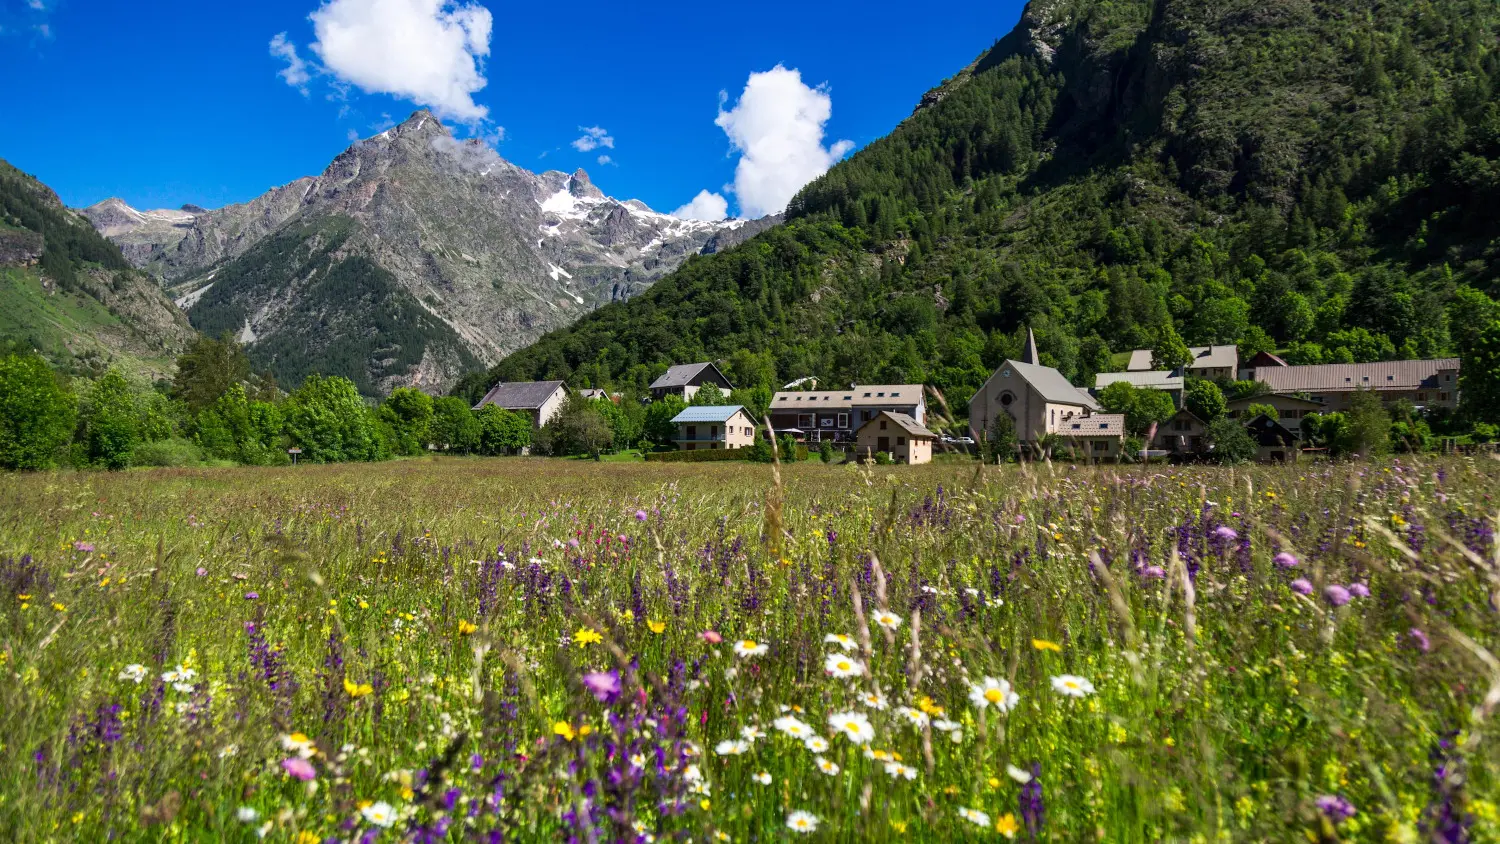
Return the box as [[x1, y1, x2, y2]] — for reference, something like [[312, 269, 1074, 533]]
[[464, 0, 1500, 423]]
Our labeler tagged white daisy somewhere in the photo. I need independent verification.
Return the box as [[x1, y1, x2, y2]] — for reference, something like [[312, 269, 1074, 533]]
[[883, 761, 918, 780], [161, 666, 197, 683], [1006, 764, 1033, 784], [773, 716, 814, 739], [740, 725, 765, 743], [236, 807, 259, 823], [803, 736, 830, 753], [690, 780, 712, 796], [786, 810, 820, 833], [958, 807, 991, 827], [823, 652, 864, 679], [361, 801, 396, 828], [815, 756, 840, 776], [823, 633, 856, 651], [872, 610, 903, 630], [218, 744, 239, 759], [172, 682, 195, 693], [1050, 674, 1096, 698], [753, 771, 772, 785], [732, 639, 768, 658], [895, 706, 930, 729], [714, 739, 750, 756], [968, 677, 1020, 712], [280, 733, 315, 758], [118, 664, 148, 684], [629, 753, 646, 769], [683, 764, 703, 783], [827, 711, 876, 745]]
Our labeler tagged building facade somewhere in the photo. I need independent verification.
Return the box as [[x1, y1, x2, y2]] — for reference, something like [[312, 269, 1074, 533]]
[[768, 384, 925, 444], [649, 363, 734, 402], [854, 411, 937, 464], [1153, 408, 1208, 456], [473, 380, 569, 427], [1241, 359, 1460, 413], [1127, 345, 1239, 380], [670, 405, 757, 451], [970, 330, 1126, 459]]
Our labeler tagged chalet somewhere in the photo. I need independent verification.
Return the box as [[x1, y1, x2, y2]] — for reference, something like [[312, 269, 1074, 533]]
[[670, 405, 757, 451], [855, 411, 937, 465], [1127, 344, 1239, 380], [1153, 408, 1208, 456], [1226, 394, 1323, 436], [1245, 414, 1299, 463], [579, 389, 620, 403], [1244, 359, 1460, 412], [970, 329, 1125, 458], [473, 380, 568, 427], [1095, 370, 1185, 403], [649, 362, 734, 402], [768, 384, 926, 444]]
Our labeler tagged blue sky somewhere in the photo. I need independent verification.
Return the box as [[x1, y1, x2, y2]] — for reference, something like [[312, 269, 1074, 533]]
[[1, 0, 1024, 218]]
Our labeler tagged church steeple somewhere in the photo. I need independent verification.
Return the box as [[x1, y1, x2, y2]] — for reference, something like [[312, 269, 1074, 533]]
[[1021, 327, 1040, 365]]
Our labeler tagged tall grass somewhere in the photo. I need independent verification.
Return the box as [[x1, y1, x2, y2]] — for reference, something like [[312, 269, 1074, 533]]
[[0, 456, 1497, 841]]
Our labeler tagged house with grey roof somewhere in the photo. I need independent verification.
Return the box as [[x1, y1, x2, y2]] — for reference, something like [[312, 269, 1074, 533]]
[[1127, 344, 1239, 380], [768, 384, 926, 444], [669, 404, 757, 451], [855, 410, 938, 464], [473, 380, 569, 428], [1094, 370, 1185, 403], [649, 362, 733, 402], [1246, 359, 1459, 412], [969, 329, 1125, 459]]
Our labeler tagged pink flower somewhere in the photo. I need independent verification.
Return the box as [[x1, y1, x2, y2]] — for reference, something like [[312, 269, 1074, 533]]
[[244, 592, 259, 600], [1347, 583, 1370, 598], [281, 758, 316, 781], [634, 510, 648, 521], [1290, 578, 1313, 595], [195, 567, 208, 577], [1409, 628, 1431, 652], [1273, 552, 1299, 568], [1213, 526, 1238, 541], [1324, 585, 1351, 607], [700, 630, 722, 644], [1141, 566, 1166, 579]]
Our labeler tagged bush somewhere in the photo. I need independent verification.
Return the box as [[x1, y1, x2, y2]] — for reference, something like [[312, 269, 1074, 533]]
[[819, 440, 836, 463], [0, 350, 76, 470], [1206, 417, 1257, 465], [874, 451, 894, 465], [643, 448, 749, 463], [131, 437, 207, 467]]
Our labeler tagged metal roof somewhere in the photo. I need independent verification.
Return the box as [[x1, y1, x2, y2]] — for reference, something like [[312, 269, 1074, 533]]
[[473, 380, 566, 411], [856, 410, 936, 439], [650, 362, 725, 389], [1005, 360, 1098, 407], [670, 405, 752, 424], [1095, 371, 1185, 390], [1127, 345, 1239, 372], [1252, 359, 1459, 393], [771, 384, 924, 410], [1059, 413, 1126, 436]]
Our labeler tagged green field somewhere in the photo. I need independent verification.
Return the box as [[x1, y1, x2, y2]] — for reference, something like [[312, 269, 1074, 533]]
[[1, 457, 1497, 841], [0, 267, 175, 378]]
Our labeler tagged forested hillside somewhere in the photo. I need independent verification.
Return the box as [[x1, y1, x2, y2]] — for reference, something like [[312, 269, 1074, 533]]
[[465, 0, 1500, 415]]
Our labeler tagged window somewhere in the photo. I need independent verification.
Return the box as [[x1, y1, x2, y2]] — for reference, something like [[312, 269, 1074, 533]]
[[1072, 423, 1082, 430], [843, 395, 851, 400], [877, 392, 886, 397], [999, 391, 1014, 407], [710, 426, 718, 439], [837, 413, 848, 428], [879, 420, 887, 430], [897, 437, 907, 446], [891, 392, 901, 397], [863, 392, 872, 397], [712, 443, 719, 449], [1418, 393, 1427, 401], [1387, 375, 1394, 381], [744, 427, 752, 436], [687, 425, 697, 439], [798, 414, 813, 428], [1093, 441, 1108, 452], [1099, 423, 1109, 430], [1440, 392, 1449, 401]]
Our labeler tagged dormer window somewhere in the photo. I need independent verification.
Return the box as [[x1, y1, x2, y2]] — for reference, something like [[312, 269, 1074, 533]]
[[863, 392, 872, 397], [877, 392, 886, 397], [843, 395, 852, 400], [1072, 423, 1081, 430], [1386, 375, 1394, 381], [1100, 423, 1109, 430]]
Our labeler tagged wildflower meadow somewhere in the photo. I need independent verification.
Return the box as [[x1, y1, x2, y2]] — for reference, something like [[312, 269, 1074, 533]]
[[1, 457, 1498, 842]]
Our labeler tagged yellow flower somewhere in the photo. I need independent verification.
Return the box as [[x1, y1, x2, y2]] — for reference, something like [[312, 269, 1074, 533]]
[[573, 627, 603, 648], [1052, 532, 1064, 541], [53, 602, 66, 612], [343, 677, 374, 698], [699, 799, 711, 811], [648, 619, 666, 634], [995, 813, 1020, 838], [579, 724, 593, 737], [1032, 639, 1062, 652], [553, 721, 577, 741], [458, 620, 478, 636], [621, 609, 634, 622], [891, 820, 908, 833], [917, 696, 944, 716], [296, 833, 320, 844], [400, 786, 415, 801]]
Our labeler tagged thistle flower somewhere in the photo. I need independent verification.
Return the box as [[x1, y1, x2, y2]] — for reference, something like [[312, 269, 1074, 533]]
[[786, 811, 819, 833], [968, 677, 1019, 712], [1409, 628, 1432, 652], [1274, 552, 1299, 568], [1213, 526, 1238, 540], [1315, 794, 1356, 822], [1290, 578, 1313, 595], [281, 758, 316, 781], [1347, 582, 1370, 598], [823, 652, 864, 678], [1050, 675, 1095, 698], [1324, 585, 1351, 607], [582, 670, 621, 704]]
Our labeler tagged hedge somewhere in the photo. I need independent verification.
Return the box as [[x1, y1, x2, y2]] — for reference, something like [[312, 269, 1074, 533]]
[[642, 446, 811, 463]]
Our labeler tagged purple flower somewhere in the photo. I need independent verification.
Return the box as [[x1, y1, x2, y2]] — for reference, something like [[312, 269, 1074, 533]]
[[1213, 526, 1238, 541], [1141, 566, 1166, 579], [1324, 585, 1352, 607], [195, 567, 208, 577], [1290, 578, 1313, 595], [282, 758, 316, 781], [634, 510, 648, 522], [1273, 552, 1299, 568], [1410, 628, 1431, 652], [1347, 583, 1370, 598], [1315, 794, 1356, 822], [582, 670, 621, 704], [73, 541, 95, 552], [244, 592, 259, 600]]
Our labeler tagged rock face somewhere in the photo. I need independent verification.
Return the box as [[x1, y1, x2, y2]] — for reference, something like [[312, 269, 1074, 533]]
[[84, 111, 750, 394]]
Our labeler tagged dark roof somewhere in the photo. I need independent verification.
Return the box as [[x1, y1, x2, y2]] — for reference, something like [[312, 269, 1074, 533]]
[[1253, 359, 1459, 393], [1245, 414, 1297, 447], [1244, 351, 1288, 368], [474, 380, 566, 411], [1226, 393, 1323, 410], [650, 362, 728, 390], [857, 410, 937, 439]]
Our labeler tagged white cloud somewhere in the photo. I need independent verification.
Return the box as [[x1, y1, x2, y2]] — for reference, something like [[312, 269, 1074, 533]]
[[714, 64, 853, 218], [596, 154, 614, 166], [28, 0, 46, 9], [269, 33, 311, 93], [572, 126, 614, 152], [672, 189, 729, 222], [273, 0, 494, 123]]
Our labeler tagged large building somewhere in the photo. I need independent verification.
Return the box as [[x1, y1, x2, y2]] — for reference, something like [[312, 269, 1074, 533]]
[[473, 380, 569, 427], [768, 384, 926, 444], [855, 411, 937, 465], [1094, 369, 1185, 403], [970, 330, 1126, 458], [1127, 344, 1239, 381], [649, 362, 734, 402], [670, 405, 757, 451], [1240, 358, 1460, 412]]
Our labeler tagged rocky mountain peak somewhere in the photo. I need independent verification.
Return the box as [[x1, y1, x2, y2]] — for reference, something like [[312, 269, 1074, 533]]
[[390, 109, 448, 140], [568, 168, 604, 200], [180, 204, 209, 215]]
